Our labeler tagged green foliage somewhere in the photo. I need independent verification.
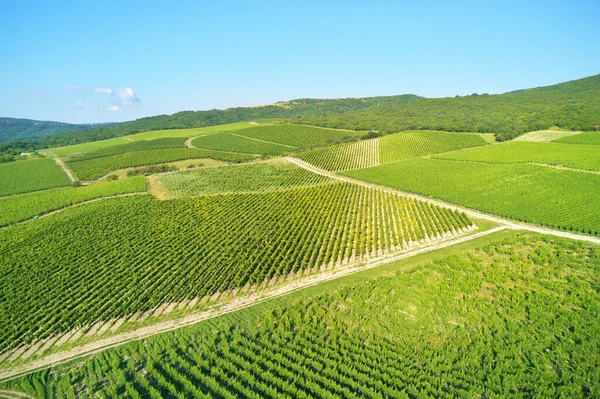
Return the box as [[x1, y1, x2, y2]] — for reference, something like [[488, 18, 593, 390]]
[[127, 164, 178, 177], [156, 160, 334, 197], [295, 74, 600, 141], [0, 176, 146, 226], [0, 184, 471, 355], [237, 124, 364, 149], [0, 158, 71, 197], [5, 234, 598, 397], [67, 148, 257, 181], [379, 130, 488, 163], [344, 158, 600, 235], [192, 133, 295, 155], [67, 138, 187, 162], [555, 131, 600, 145], [296, 138, 380, 171], [0, 117, 88, 143], [436, 141, 600, 171]]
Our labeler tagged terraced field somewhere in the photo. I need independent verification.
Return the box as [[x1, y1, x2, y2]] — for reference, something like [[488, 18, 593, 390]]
[[0, 176, 146, 226], [191, 133, 295, 155], [296, 138, 379, 171], [156, 159, 333, 197], [344, 158, 600, 236], [436, 141, 600, 171], [0, 158, 71, 197], [0, 183, 472, 364], [4, 233, 598, 398]]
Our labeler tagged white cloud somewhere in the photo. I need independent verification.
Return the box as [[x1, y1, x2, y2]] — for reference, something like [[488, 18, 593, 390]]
[[68, 85, 84, 91], [94, 88, 113, 94], [105, 105, 120, 112], [117, 87, 141, 107]]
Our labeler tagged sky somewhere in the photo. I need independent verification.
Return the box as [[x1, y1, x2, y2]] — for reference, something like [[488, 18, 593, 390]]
[[1, 0, 599, 124]]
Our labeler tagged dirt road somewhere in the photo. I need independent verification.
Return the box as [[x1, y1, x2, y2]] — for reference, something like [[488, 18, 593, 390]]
[[52, 157, 78, 183]]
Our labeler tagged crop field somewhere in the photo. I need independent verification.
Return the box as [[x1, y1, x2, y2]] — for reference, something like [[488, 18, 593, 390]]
[[436, 141, 600, 171], [67, 138, 188, 162], [4, 233, 598, 397], [0, 184, 472, 361], [344, 158, 600, 236], [191, 133, 295, 155], [66, 148, 258, 181], [379, 130, 488, 164], [556, 131, 600, 145], [235, 124, 364, 149], [0, 176, 146, 226], [155, 159, 333, 197], [0, 158, 71, 197], [513, 130, 580, 142], [296, 138, 379, 171], [44, 137, 132, 157]]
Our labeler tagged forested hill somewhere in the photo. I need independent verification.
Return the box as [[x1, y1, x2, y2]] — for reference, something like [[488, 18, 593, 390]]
[[0, 118, 90, 142], [293, 74, 600, 141], [22, 94, 421, 149]]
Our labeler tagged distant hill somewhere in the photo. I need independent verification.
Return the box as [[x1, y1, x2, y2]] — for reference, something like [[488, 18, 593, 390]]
[[0, 117, 108, 143], [294, 74, 600, 141]]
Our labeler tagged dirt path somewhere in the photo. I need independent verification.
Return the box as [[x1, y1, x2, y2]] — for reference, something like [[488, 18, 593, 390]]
[[52, 157, 78, 183], [0, 226, 506, 383], [146, 176, 168, 200], [0, 390, 35, 399], [286, 157, 600, 245]]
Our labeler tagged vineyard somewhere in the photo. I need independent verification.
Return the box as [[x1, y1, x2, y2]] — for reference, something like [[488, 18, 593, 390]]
[[191, 133, 295, 155], [378, 130, 488, 164], [44, 137, 132, 157], [0, 183, 473, 362], [344, 158, 600, 236], [155, 159, 333, 197], [436, 141, 600, 171], [67, 138, 188, 162], [235, 124, 364, 149], [0, 176, 146, 226], [66, 148, 258, 181], [296, 138, 379, 171], [0, 158, 71, 197], [555, 131, 600, 145], [4, 233, 598, 397]]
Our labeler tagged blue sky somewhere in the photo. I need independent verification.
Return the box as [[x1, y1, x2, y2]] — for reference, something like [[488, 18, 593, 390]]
[[1, 0, 598, 124]]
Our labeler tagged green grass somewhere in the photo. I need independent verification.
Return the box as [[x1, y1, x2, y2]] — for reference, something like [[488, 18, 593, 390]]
[[125, 122, 263, 141], [513, 130, 580, 142], [236, 124, 364, 149], [343, 158, 600, 236], [0, 176, 147, 226], [555, 131, 600, 145], [295, 138, 379, 171], [4, 233, 598, 397], [155, 159, 333, 197], [0, 158, 71, 197], [67, 148, 258, 181], [192, 133, 295, 155], [436, 141, 600, 171], [67, 138, 187, 162], [0, 184, 471, 357], [44, 137, 131, 156], [379, 130, 488, 163]]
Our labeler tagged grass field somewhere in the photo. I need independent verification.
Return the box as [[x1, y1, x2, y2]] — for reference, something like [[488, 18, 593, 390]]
[[379, 130, 488, 164], [295, 138, 379, 171], [67, 148, 258, 181], [67, 138, 188, 162], [236, 124, 364, 149], [44, 137, 132, 156], [0, 158, 71, 197], [191, 133, 295, 155], [0, 176, 146, 226], [436, 141, 600, 171], [0, 184, 472, 359], [156, 159, 333, 197], [513, 130, 580, 142], [555, 131, 600, 145], [4, 233, 598, 398], [343, 158, 600, 235]]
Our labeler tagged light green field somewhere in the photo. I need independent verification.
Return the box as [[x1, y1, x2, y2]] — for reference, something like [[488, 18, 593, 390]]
[[436, 141, 600, 171], [513, 130, 580, 142], [44, 137, 131, 156], [4, 232, 598, 398], [295, 138, 379, 171], [0, 158, 71, 197], [236, 124, 365, 149], [555, 131, 600, 145], [0, 176, 147, 226], [343, 158, 600, 235], [155, 159, 334, 197], [379, 130, 488, 164], [192, 133, 295, 155]]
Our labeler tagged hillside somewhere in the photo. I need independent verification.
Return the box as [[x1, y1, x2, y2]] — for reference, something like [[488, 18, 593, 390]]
[[295, 74, 600, 141], [0, 117, 107, 143]]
